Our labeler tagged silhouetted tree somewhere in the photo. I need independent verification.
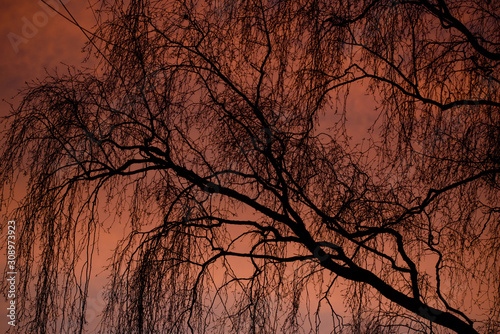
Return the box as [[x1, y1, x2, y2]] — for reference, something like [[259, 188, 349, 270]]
[[1, 0, 499, 333]]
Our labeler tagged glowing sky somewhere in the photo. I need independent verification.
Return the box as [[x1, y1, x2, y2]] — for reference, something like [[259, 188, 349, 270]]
[[0, 2, 380, 332], [1, 1, 95, 332]]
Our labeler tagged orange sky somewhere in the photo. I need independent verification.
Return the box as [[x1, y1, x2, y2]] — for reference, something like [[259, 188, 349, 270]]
[[0, 2, 381, 332], [1, 1, 495, 333], [0, 0, 93, 118], [0, 1, 96, 332]]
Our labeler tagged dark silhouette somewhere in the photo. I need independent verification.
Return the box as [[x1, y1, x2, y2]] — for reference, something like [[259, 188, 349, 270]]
[[1, 0, 499, 333]]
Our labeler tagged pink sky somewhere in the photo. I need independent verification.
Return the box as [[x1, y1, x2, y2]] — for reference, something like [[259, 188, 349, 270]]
[[0, 0, 93, 118], [1, 1, 95, 332], [0, 2, 381, 332]]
